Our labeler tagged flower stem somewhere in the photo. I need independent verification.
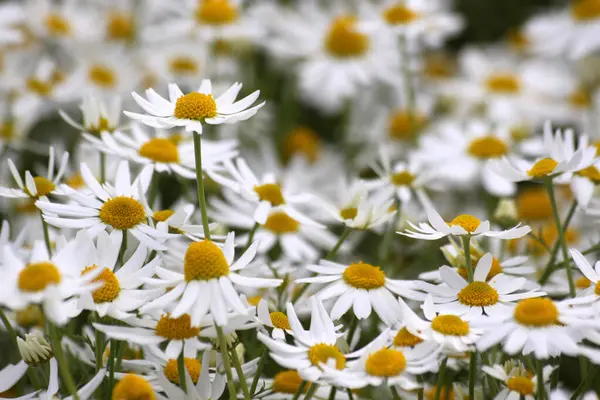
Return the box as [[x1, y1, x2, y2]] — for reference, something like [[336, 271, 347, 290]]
[[416, 375, 424, 400], [148, 173, 159, 209], [106, 339, 117, 399], [216, 325, 237, 400], [303, 383, 320, 400], [0, 308, 20, 360], [250, 347, 268, 396], [391, 386, 402, 400], [461, 236, 473, 282], [434, 357, 447, 400], [244, 222, 259, 252], [346, 389, 355, 400], [346, 314, 359, 347], [193, 131, 211, 241], [481, 352, 500, 396], [325, 227, 351, 260], [177, 352, 187, 393], [543, 179, 575, 297], [379, 200, 401, 264], [468, 352, 477, 400], [100, 153, 106, 183], [536, 358, 546, 400], [40, 211, 52, 257], [49, 324, 80, 400], [327, 387, 337, 400], [94, 324, 104, 372], [230, 346, 250, 400], [291, 381, 307, 400]]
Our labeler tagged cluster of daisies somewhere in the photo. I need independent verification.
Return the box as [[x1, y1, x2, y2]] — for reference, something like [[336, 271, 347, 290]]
[[2, 0, 600, 399]]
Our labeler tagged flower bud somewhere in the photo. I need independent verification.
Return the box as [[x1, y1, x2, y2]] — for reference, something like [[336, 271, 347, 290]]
[[494, 198, 518, 226], [17, 331, 53, 365]]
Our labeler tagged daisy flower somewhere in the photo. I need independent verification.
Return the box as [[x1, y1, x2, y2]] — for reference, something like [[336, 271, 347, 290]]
[[416, 253, 545, 318], [36, 160, 169, 250], [23, 0, 96, 43], [483, 360, 553, 400], [390, 322, 440, 371], [257, 299, 293, 340], [569, 159, 600, 209], [0, 2, 24, 46], [125, 80, 265, 133], [258, 297, 346, 382], [569, 249, 600, 303], [297, 259, 424, 325], [0, 147, 69, 199], [59, 94, 122, 136], [153, 204, 216, 242], [254, 370, 343, 400], [400, 205, 531, 241], [137, 232, 282, 326]]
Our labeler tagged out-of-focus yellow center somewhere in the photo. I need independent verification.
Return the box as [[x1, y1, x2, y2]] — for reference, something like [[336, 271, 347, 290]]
[[450, 214, 481, 233], [184, 240, 230, 281], [340, 207, 358, 220], [155, 314, 201, 339], [25, 176, 55, 197], [308, 343, 346, 370], [513, 298, 558, 327], [153, 209, 175, 222], [263, 212, 299, 234], [81, 265, 121, 303], [468, 136, 508, 159], [45, 14, 71, 37], [431, 315, 470, 336], [99, 196, 146, 230], [270, 312, 291, 330], [507, 29, 529, 52], [569, 89, 592, 108], [458, 256, 503, 280], [507, 376, 535, 395], [516, 187, 552, 221], [393, 327, 423, 347], [365, 348, 406, 377], [272, 370, 308, 394], [457, 281, 499, 306], [27, 79, 53, 96], [0, 122, 14, 140], [196, 0, 239, 25], [173, 93, 217, 120], [383, 4, 419, 25], [571, 0, 600, 21], [388, 110, 426, 140], [18, 262, 61, 292], [106, 12, 135, 41], [15, 305, 44, 328], [486, 73, 521, 94], [163, 358, 201, 385], [139, 138, 180, 163], [111, 373, 156, 400], [283, 127, 321, 163], [577, 165, 600, 183], [324, 16, 369, 58], [343, 262, 386, 289], [254, 183, 285, 206], [576, 276, 592, 289], [66, 174, 85, 189], [88, 65, 117, 89], [169, 57, 200, 75], [391, 171, 415, 186], [527, 158, 558, 178]]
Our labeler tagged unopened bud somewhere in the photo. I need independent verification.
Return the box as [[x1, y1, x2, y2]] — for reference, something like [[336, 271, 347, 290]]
[[494, 198, 518, 226], [17, 331, 53, 365]]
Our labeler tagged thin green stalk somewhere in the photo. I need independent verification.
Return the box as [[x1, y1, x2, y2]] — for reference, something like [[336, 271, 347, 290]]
[[303, 383, 320, 400], [328, 387, 337, 400], [461, 236, 473, 282], [346, 389, 355, 400], [244, 222, 259, 252], [434, 357, 448, 400], [230, 347, 250, 400], [346, 315, 359, 347], [0, 308, 20, 352], [250, 347, 268, 396], [570, 364, 598, 400], [106, 340, 116, 399], [481, 352, 500, 397], [379, 200, 401, 264], [177, 352, 187, 393], [536, 358, 546, 400], [193, 131, 211, 241], [40, 211, 52, 257], [216, 325, 237, 400], [94, 326, 103, 372], [49, 324, 80, 400], [468, 352, 477, 400], [391, 386, 402, 400], [547, 201, 577, 266], [416, 375, 424, 400], [148, 173, 159, 209], [544, 179, 575, 297], [100, 153, 106, 183], [291, 381, 307, 400], [117, 232, 127, 268]]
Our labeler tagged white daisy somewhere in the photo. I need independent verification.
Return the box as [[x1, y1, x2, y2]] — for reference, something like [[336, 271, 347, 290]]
[[483, 361, 553, 400], [257, 299, 293, 340], [59, 94, 123, 136], [254, 370, 343, 400], [125, 80, 265, 133], [153, 204, 216, 242], [0, 360, 28, 394], [569, 248, 600, 303]]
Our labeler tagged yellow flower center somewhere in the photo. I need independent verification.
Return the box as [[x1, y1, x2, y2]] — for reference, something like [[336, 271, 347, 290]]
[[569, 89, 592, 108], [507, 29, 529, 51], [272, 370, 308, 394], [450, 214, 481, 233], [153, 209, 175, 222], [139, 138, 179, 163], [577, 165, 600, 183], [343, 262, 386, 289], [576, 276, 592, 289], [66, 174, 85, 189], [88, 117, 112, 136], [517, 187, 552, 221], [391, 171, 415, 186], [270, 311, 291, 330], [458, 257, 503, 280], [431, 315, 470, 336], [254, 183, 285, 206], [195, 0, 238, 25], [457, 281, 499, 307], [571, 0, 600, 21], [173, 93, 217, 121], [424, 57, 453, 79], [247, 295, 262, 306], [184, 240, 230, 281], [365, 348, 406, 377], [15, 200, 38, 214], [24, 176, 55, 198], [112, 374, 156, 400], [263, 212, 299, 234], [81, 265, 121, 303], [324, 16, 369, 58], [467, 136, 508, 159], [18, 262, 61, 292], [106, 12, 135, 41], [340, 207, 358, 220], [45, 14, 71, 37], [0, 122, 14, 140], [99, 196, 147, 230], [283, 127, 321, 163], [388, 110, 426, 140], [169, 57, 199, 75], [163, 358, 201, 385], [88, 65, 117, 89], [27, 79, 52, 96], [513, 298, 558, 327], [15, 305, 44, 328], [507, 376, 535, 395], [595, 281, 600, 296], [308, 343, 346, 370], [425, 387, 455, 400], [393, 327, 423, 347], [155, 314, 201, 340], [527, 158, 558, 178], [485, 73, 521, 94], [383, 4, 419, 25]]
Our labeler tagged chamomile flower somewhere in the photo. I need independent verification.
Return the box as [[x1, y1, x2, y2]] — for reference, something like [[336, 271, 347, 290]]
[[59, 94, 123, 136], [255, 370, 342, 399], [0, 2, 24, 45], [483, 360, 553, 400], [125, 80, 265, 133], [569, 248, 600, 303], [36, 160, 169, 250], [153, 204, 215, 242], [23, 0, 96, 43], [400, 206, 531, 241], [417, 253, 545, 318], [258, 297, 346, 382], [297, 259, 424, 325], [257, 299, 293, 340]]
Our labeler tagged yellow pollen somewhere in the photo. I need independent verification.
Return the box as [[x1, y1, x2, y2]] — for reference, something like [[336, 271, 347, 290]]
[[595, 281, 600, 296], [388, 110, 426, 140], [507, 376, 535, 395], [153, 209, 175, 222], [431, 315, 470, 336], [527, 158, 558, 178], [254, 183, 285, 206], [139, 138, 179, 163], [247, 295, 262, 306], [459, 257, 503, 280], [111, 374, 156, 400], [0, 122, 14, 140], [425, 387, 455, 400], [486, 73, 521, 94], [106, 12, 135, 41], [169, 57, 199, 75], [163, 358, 201, 385], [324, 16, 369, 58], [88, 65, 117, 89], [457, 281, 499, 307], [576, 276, 592, 289], [308, 343, 346, 370], [184, 240, 230, 281], [340, 207, 358, 220], [283, 127, 321, 163], [365, 348, 406, 377], [263, 212, 299, 234], [569, 89, 592, 108], [169, 133, 184, 145], [270, 312, 291, 330], [173, 92, 217, 121], [88, 117, 112, 136], [81, 265, 121, 303], [391, 171, 415, 186], [577, 165, 600, 183], [513, 298, 558, 327], [343, 262, 386, 289], [99, 196, 146, 230], [383, 4, 419, 25], [15, 305, 44, 328], [27, 78, 52, 96], [155, 314, 200, 340], [517, 187, 552, 221], [45, 14, 71, 37], [25, 176, 55, 197], [467, 136, 508, 159], [571, 0, 600, 20], [450, 214, 481, 233], [66, 174, 85, 189], [195, 0, 239, 25], [18, 262, 61, 292], [272, 370, 308, 394], [393, 327, 423, 347]]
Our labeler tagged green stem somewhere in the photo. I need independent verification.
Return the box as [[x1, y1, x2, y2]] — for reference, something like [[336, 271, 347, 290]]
[[346, 315, 359, 347], [118, 232, 127, 268], [461, 236, 473, 282], [230, 347, 250, 400], [346, 389, 355, 400], [250, 347, 268, 396], [148, 173, 159, 209], [106, 340, 116, 399], [468, 352, 477, 400], [536, 358, 546, 400], [434, 358, 447, 400], [100, 153, 106, 183], [49, 324, 80, 400], [481, 352, 500, 397], [40, 211, 52, 257], [391, 385, 402, 400], [547, 201, 577, 266], [94, 326, 104, 372], [416, 375, 424, 400], [303, 383, 320, 400], [570, 364, 598, 400], [544, 179, 575, 297], [193, 131, 211, 241], [216, 326, 237, 400], [379, 200, 401, 264], [244, 222, 259, 252], [291, 381, 308, 400], [328, 387, 337, 400], [177, 352, 187, 393], [0, 308, 20, 353]]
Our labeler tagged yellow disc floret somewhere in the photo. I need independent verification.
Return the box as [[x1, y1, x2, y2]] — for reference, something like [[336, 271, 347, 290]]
[[272, 370, 308, 394], [169, 57, 199, 75], [393, 327, 423, 347], [431, 315, 470, 336], [365, 348, 406, 377], [173, 93, 217, 120], [88, 65, 117, 89], [254, 183, 285, 206], [467, 136, 508, 159], [263, 212, 299, 234], [27, 79, 52, 96], [569, 89, 592, 108], [106, 12, 135, 41], [18, 262, 61, 292], [450, 214, 481, 233], [343, 262, 386, 289], [577, 165, 600, 183], [383, 4, 419, 25], [155, 314, 201, 340], [99, 196, 146, 230], [388, 110, 426, 140], [457, 281, 499, 307], [324, 16, 369, 58], [516, 187, 552, 221], [195, 0, 239, 25], [184, 240, 230, 281], [163, 358, 201, 385], [571, 0, 600, 21], [391, 171, 415, 186], [485, 73, 521, 93], [513, 298, 558, 327], [25, 176, 55, 197], [112, 373, 155, 400], [340, 207, 358, 220], [308, 343, 346, 370], [15, 305, 44, 328], [507, 376, 535, 395], [139, 138, 180, 163], [81, 265, 121, 303], [45, 14, 71, 37], [270, 312, 291, 330], [283, 127, 321, 163], [527, 158, 558, 178]]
